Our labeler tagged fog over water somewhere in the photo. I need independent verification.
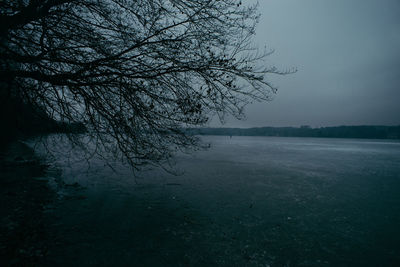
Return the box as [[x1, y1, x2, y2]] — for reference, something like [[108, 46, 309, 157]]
[[214, 0, 400, 128]]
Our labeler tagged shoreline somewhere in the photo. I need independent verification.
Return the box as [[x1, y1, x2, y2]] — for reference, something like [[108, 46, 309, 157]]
[[0, 141, 55, 266]]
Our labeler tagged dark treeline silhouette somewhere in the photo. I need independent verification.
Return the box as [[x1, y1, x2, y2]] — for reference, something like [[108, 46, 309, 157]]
[[0, 90, 85, 148], [187, 125, 400, 139]]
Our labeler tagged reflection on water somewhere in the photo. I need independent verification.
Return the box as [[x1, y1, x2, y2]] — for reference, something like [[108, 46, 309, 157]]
[[31, 136, 400, 266]]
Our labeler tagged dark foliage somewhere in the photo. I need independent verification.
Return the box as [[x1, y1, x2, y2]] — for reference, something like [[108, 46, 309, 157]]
[[0, 0, 288, 169]]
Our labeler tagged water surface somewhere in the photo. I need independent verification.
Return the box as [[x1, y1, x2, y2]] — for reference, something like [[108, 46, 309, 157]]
[[34, 136, 400, 266]]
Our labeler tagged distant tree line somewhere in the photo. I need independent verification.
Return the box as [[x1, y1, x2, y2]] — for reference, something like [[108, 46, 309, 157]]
[[187, 126, 400, 139]]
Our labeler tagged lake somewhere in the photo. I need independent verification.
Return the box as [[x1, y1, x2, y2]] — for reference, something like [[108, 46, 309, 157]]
[[33, 136, 400, 266]]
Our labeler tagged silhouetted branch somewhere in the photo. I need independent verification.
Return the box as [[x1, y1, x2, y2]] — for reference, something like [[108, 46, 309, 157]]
[[1, 0, 292, 170]]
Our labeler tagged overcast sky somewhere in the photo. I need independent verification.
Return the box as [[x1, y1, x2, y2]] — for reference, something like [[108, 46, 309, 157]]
[[213, 0, 400, 128]]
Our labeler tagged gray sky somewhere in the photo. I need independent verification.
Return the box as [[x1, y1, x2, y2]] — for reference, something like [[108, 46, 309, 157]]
[[213, 0, 400, 127]]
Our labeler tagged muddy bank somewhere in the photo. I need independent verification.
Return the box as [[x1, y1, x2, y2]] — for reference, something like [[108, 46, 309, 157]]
[[0, 141, 55, 266]]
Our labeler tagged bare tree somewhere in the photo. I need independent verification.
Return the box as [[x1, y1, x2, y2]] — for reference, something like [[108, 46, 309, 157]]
[[0, 0, 289, 170]]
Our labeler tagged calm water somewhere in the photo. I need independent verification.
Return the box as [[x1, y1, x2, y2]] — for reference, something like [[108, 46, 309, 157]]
[[33, 136, 400, 266]]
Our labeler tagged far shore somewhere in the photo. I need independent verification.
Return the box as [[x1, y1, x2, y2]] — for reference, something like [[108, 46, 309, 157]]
[[187, 125, 400, 140]]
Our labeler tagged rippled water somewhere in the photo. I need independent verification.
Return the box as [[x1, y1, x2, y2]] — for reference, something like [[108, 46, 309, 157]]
[[32, 136, 400, 266]]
